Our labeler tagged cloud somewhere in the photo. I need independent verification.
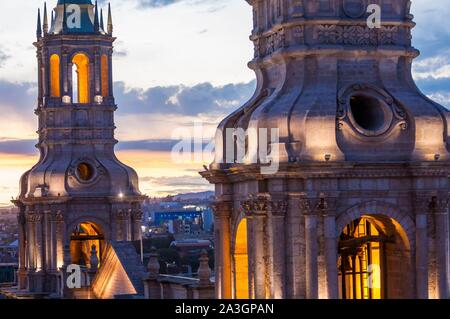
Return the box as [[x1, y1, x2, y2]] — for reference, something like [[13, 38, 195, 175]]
[[141, 175, 209, 187], [138, 0, 181, 7], [0, 78, 254, 153], [116, 139, 211, 152], [115, 80, 256, 117], [0, 139, 36, 155], [0, 49, 9, 67], [136, 0, 222, 9], [413, 54, 450, 80]]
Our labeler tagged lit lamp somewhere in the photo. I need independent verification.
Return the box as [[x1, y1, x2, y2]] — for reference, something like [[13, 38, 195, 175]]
[[118, 192, 124, 199], [324, 154, 332, 162], [62, 95, 71, 104], [94, 95, 104, 104]]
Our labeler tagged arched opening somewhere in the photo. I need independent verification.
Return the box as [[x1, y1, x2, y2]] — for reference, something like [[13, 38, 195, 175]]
[[101, 54, 109, 97], [338, 215, 412, 299], [233, 218, 249, 299], [72, 53, 90, 104], [50, 54, 61, 97], [70, 222, 104, 268]]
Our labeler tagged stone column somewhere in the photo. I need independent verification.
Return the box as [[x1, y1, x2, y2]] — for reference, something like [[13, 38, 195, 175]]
[[34, 212, 44, 292], [34, 212, 44, 271], [115, 209, 126, 241], [414, 197, 429, 299], [108, 48, 114, 97], [243, 196, 270, 299], [322, 198, 339, 299], [268, 200, 287, 299], [433, 196, 449, 299], [49, 212, 58, 271], [26, 213, 36, 271], [301, 197, 318, 299], [252, 213, 267, 299], [61, 47, 69, 97], [55, 211, 65, 269], [286, 193, 305, 299], [126, 210, 133, 241], [94, 48, 101, 96], [42, 48, 49, 100], [132, 210, 143, 241], [212, 202, 232, 299], [17, 210, 27, 289]]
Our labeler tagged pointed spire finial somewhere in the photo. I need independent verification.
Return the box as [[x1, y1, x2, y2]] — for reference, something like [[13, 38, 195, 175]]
[[43, 2, 48, 34], [37, 8, 42, 38], [107, 3, 113, 35], [100, 8, 105, 31], [51, 9, 55, 29], [94, 1, 100, 32]]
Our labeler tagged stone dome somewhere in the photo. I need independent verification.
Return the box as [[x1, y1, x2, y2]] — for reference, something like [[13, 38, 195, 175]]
[[212, 0, 450, 169]]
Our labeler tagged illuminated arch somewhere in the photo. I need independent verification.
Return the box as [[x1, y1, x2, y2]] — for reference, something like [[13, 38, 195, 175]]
[[70, 221, 104, 267], [337, 202, 414, 299], [50, 54, 61, 97], [233, 218, 249, 299], [72, 53, 90, 103], [101, 54, 109, 97]]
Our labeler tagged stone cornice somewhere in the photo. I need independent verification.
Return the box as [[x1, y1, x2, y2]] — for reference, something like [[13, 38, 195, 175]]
[[15, 194, 147, 206], [250, 19, 415, 40], [202, 162, 450, 184]]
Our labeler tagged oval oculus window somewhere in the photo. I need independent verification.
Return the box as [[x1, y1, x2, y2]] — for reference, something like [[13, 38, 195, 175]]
[[350, 94, 387, 132], [76, 162, 95, 182]]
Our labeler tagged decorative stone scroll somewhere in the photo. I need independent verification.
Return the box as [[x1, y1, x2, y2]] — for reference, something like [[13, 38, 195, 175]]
[[241, 195, 287, 217], [252, 22, 407, 59]]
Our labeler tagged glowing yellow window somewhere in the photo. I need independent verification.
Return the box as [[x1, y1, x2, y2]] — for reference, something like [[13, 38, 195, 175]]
[[234, 218, 249, 299], [72, 53, 90, 104], [50, 54, 61, 97]]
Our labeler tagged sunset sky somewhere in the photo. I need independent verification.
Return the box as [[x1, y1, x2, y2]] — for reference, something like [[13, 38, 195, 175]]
[[0, 0, 449, 206]]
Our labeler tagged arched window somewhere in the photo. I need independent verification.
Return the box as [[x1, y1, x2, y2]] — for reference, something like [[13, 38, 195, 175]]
[[234, 218, 249, 299], [50, 54, 61, 97], [72, 53, 90, 104], [70, 222, 104, 267], [101, 54, 109, 97]]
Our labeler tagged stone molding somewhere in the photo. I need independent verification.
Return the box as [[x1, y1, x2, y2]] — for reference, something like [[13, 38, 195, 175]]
[[251, 22, 412, 59], [203, 164, 450, 185]]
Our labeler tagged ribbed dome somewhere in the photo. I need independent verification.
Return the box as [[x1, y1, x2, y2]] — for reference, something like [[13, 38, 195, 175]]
[[212, 0, 450, 168]]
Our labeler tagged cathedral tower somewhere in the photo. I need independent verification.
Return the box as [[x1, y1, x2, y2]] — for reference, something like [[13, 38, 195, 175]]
[[202, 0, 450, 299], [13, 0, 146, 295]]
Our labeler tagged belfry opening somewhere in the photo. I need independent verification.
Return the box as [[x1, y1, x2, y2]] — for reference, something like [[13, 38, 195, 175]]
[[72, 53, 90, 104], [233, 218, 249, 299], [70, 222, 104, 267], [338, 215, 412, 299]]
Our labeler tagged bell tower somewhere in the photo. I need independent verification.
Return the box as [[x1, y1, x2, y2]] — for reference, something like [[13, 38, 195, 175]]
[[203, 0, 450, 300], [13, 0, 146, 295]]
